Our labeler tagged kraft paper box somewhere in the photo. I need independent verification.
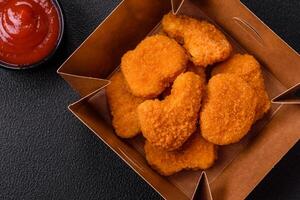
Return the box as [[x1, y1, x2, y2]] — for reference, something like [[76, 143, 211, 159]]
[[57, 0, 300, 199]]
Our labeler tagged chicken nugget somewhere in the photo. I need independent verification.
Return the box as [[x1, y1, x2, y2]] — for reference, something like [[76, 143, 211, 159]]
[[121, 35, 188, 98], [160, 62, 206, 99], [106, 71, 146, 138], [138, 72, 205, 151], [200, 74, 257, 145], [144, 133, 217, 176], [212, 54, 270, 120], [162, 13, 232, 67], [187, 62, 206, 82]]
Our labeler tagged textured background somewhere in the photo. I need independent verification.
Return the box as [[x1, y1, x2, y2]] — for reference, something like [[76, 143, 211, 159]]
[[0, 0, 299, 199]]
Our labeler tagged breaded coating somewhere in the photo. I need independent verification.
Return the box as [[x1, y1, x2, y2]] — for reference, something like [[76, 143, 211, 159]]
[[187, 62, 206, 82], [145, 133, 217, 176], [106, 71, 145, 138], [138, 72, 205, 151], [121, 35, 188, 98], [162, 13, 232, 67], [200, 74, 257, 145], [212, 54, 270, 121], [160, 62, 206, 99]]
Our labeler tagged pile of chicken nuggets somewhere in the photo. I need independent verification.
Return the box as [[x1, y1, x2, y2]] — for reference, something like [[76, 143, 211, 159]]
[[106, 13, 270, 176]]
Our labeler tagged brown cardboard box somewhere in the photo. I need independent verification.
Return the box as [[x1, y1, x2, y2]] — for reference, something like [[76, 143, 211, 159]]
[[57, 0, 300, 199]]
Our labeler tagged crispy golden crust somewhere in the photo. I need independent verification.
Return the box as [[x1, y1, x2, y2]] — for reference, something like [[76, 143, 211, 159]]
[[212, 54, 270, 120], [144, 133, 217, 176], [121, 35, 188, 98], [138, 72, 205, 151], [187, 62, 206, 82], [162, 13, 232, 67], [160, 62, 206, 99], [106, 71, 145, 138], [200, 74, 257, 145]]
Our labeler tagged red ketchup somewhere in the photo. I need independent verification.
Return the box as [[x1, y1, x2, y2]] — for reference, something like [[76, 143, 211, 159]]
[[0, 0, 61, 67]]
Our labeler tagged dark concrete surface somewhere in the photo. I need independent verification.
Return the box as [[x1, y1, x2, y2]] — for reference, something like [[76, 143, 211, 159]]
[[0, 0, 299, 199]]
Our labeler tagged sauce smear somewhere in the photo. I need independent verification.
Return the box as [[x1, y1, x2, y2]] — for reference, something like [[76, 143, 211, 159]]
[[0, 0, 61, 67]]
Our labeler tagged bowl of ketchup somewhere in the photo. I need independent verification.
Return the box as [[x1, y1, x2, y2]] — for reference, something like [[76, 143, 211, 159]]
[[0, 0, 64, 69]]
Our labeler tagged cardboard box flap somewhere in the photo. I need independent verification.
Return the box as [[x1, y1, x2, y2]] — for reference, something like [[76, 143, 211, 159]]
[[57, 0, 171, 96], [171, 0, 185, 14], [192, 172, 213, 200], [58, 72, 109, 97], [272, 83, 300, 104]]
